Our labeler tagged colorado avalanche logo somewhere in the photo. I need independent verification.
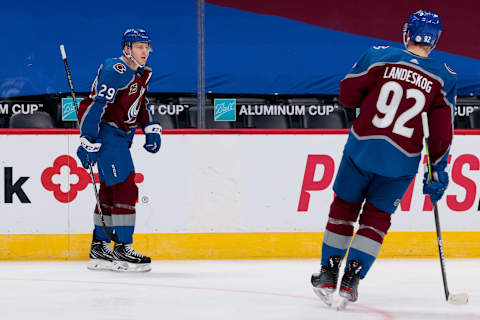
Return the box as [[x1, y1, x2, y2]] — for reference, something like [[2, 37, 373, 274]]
[[113, 63, 127, 74], [125, 87, 145, 124], [127, 103, 140, 122]]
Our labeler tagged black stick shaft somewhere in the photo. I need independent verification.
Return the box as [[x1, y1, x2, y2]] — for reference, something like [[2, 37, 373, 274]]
[[433, 203, 450, 300], [60, 45, 119, 243], [424, 136, 450, 301]]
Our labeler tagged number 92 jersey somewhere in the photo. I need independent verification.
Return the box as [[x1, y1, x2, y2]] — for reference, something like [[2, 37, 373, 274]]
[[78, 58, 153, 141], [339, 46, 457, 178]]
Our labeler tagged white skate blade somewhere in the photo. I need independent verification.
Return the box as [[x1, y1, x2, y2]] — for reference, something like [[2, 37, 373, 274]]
[[336, 297, 349, 311], [312, 287, 334, 306], [87, 259, 113, 271], [448, 293, 469, 305], [112, 260, 152, 273]]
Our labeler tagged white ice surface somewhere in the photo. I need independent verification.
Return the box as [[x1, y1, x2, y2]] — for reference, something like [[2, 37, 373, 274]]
[[0, 259, 479, 320]]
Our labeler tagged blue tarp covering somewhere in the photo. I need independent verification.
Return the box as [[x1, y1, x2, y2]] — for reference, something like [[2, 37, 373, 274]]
[[0, 0, 196, 97], [1, 1, 479, 97]]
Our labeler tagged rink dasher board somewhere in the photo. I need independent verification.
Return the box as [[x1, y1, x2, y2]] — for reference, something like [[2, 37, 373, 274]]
[[0, 130, 479, 260]]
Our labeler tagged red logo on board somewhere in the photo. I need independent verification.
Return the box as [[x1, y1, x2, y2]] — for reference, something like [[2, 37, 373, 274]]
[[41, 155, 90, 203], [41, 155, 145, 203]]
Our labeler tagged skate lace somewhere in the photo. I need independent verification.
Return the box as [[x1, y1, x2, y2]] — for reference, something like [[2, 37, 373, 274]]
[[125, 245, 144, 258], [342, 273, 354, 285], [342, 267, 361, 286], [102, 243, 113, 254]]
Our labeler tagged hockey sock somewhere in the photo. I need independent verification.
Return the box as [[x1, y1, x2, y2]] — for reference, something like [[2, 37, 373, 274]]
[[321, 197, 362, 266], [346, 202, 391, 278], [93, 182, 113, 242], [111, 173, 138, 244]]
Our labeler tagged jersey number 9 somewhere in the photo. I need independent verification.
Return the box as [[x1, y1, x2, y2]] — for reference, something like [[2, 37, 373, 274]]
[[372, 81, 425, 138], [98, 84, 116, 101]]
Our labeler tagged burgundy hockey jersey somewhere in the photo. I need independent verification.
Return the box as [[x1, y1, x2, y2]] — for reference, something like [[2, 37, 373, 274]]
[[78, 57, 153, 140], [340, 46, 457, 177]]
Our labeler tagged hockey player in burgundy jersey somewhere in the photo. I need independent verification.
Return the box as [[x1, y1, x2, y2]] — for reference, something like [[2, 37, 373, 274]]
[[311, 10, 456, 306], [77, 28, 161, 272]]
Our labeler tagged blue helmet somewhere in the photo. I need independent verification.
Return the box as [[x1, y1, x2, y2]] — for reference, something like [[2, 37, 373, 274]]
[[403, 10, 442, 47], [122, 28, 152, 69], [122, 28, 152, 48]]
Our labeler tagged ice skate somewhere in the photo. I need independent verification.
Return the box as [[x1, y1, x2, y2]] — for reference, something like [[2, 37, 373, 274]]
[[87, 239, 114, 271], [112, 243, 151, 272], [338, 260, 362, 305], [311, 256, 342, 306]]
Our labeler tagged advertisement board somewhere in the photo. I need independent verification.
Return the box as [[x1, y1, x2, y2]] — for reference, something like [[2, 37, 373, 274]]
[[0, 130, 479, 259]]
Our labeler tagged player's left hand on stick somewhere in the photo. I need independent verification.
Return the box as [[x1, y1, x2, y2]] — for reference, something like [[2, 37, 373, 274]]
[[143, 122, 162, 153], [77, 136, 102, 169], [423, 166, 449, 204]]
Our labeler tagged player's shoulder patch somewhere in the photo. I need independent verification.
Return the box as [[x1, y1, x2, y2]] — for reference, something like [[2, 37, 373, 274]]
[[103, 58, 128, 74], [444, 63, 456, 75], [98, 58, 133, 89], [113, 62, 127, 74]]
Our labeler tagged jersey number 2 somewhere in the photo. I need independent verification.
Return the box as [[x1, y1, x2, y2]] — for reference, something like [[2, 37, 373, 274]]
[[372, 81, 425, 138]]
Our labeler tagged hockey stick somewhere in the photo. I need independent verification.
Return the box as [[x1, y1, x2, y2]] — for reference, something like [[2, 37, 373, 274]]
[[421, 112, 468, 305], [59, 44, 119, 243]]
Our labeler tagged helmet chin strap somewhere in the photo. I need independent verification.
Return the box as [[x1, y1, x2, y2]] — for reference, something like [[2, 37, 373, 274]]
[[123, 47, 144, 71]]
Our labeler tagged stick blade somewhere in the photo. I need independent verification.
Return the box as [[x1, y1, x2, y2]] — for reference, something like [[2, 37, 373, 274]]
[[448, 293, 469, 305]]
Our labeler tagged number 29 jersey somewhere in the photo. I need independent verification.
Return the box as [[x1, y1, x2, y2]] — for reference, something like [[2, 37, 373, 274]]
[[78, 58, 153, 141], [339, 46, 457, 178]]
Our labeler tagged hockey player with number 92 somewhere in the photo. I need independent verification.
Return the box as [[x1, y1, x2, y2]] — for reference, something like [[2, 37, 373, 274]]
[[76, 28, 162, 272], [310, 10, 456, 306]]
